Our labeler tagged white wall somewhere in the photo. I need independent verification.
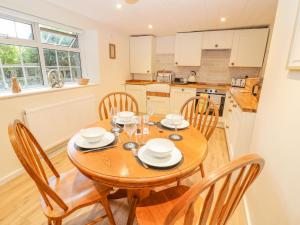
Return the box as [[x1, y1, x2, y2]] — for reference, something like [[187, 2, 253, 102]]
[[0, 0, 130, 182], [247, 0, 300, 224]]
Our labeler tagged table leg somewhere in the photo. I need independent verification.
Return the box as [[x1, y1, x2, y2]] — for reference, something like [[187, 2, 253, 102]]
[[127, 196, 138, 225]]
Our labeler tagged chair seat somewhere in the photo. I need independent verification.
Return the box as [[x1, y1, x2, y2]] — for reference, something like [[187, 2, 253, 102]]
[[136, 186, 203, 225], [41, 168, 111, 219]]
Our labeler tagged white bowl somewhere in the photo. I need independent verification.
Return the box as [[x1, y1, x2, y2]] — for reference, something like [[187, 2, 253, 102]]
[[117, 111, 135, 122], [146, 138, 175, 158], [80, 127, 106, 143]]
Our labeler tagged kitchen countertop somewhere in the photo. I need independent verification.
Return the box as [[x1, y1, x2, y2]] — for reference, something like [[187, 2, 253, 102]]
[[229, 88, 258, 113], [125, 80, 258, 113], [125, 80, 231, 90]]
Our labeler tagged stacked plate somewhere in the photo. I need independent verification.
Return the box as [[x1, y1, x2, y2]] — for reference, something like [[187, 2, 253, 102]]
[[115, 111, 135, 125], [160, 114, 190, 130], [138, 138, 183, 169], [75, 127, 115, 150]]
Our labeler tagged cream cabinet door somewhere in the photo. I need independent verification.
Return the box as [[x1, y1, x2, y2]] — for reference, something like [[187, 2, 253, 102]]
[[202, 30, 234, 49], [170, 87, 196, 113], [125, 85, 147, 113], [174, 32, 203, 66], [130, 36, 154, 74], [288, 7, 300, 69], [229, 28, 269, 67], [146, 96, 170, 115]]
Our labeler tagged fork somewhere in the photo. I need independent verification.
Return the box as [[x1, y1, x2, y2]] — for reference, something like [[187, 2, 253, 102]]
[[132, 148, 149, 169]]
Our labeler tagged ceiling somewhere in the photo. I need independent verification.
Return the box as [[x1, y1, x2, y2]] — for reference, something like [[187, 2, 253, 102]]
[[44, 0, 278, 36]]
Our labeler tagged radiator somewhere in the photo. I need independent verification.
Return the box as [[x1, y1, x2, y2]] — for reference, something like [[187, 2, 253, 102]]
[[23, 95, 98, 150]]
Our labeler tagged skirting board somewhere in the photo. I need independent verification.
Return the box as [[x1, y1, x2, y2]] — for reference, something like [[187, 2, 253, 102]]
[[0, 144, 66, 186]]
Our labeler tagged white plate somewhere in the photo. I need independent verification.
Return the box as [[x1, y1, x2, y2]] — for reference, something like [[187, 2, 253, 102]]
[[75, 132, 115, 149], [160, 118, 190, 129], [138, 145, 183, 168], [116, 117, 132, 125]]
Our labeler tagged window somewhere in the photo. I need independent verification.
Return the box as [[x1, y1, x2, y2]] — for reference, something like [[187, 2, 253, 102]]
[[0, 15, 82, 92]]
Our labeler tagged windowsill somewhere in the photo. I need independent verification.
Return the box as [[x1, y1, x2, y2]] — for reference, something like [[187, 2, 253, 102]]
[[0, 83, 100, 100]]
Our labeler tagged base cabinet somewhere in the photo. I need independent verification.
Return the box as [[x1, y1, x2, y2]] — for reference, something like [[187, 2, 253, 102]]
[[146, 96, 170, 115], [170, 87, 196, 113], [125, 85, 147, 113], [224, 92, 256, 158]]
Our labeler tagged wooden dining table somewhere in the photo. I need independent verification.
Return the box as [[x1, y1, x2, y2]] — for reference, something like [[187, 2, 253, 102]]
[[67, 116, 208, 225]]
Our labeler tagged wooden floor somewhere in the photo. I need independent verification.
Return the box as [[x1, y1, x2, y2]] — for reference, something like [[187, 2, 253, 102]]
[[0, 128, 247, 225]]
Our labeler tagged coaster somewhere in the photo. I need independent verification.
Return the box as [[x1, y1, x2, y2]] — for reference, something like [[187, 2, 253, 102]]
[[123, 142, 139, 150], [169, 134, 183, 141]]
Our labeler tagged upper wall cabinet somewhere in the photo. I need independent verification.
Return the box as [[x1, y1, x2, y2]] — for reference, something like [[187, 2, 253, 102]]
[[202, 30, 234, 49], [174, 32, 203, 66], [130, 36, 154, 74], [229, 28, 269, 67]]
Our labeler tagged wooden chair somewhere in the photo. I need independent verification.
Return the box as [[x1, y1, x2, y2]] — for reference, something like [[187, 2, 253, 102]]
[[8, 120, 116, 225], [136, 154, 265, 225], [98, 92, 139, 120], [180, 96, 219, 177]]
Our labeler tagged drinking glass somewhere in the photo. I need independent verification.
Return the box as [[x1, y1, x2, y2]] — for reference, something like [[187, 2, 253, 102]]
[[123, 120, 138, 150], [147, 106, 156, 126], [134, 116, 143, 145], [110, 107, 121, 133], [169, 114, 183, 141]]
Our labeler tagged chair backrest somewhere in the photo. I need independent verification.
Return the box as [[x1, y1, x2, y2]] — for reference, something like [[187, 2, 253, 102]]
[[8, 120, 68, 211], [98, 92, 139, 120], [165, 154, 265, 225], [180, 96, 219, 141]]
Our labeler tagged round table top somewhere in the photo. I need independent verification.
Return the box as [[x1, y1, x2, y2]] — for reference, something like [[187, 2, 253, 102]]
[[67, 117, 208, 189]]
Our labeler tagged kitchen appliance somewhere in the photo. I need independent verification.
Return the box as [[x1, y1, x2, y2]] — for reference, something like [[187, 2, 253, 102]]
[[156, 70, 173, 83], [252, 83, 262, 98], [245, 77, 261, 91], [173, 77, 188, 84], [188, 71, 197, 83], [196, 88, 226, 117], [231, 77, 246, 88]]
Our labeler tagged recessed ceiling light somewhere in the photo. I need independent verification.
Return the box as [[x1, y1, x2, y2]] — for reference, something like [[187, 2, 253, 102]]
[[148, 24, 153, 29], [220, 17, 226, 22], [116, 3, 122, 9]]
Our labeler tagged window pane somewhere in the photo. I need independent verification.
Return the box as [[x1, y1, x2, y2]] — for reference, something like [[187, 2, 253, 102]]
[[16, 22, 33, 40], [3, 67, 24, 87], [71, 67, 82, 79], [21, 47, 40, 66], [57, 51, 69, 66], [0, 44, 21, 65], [25, 67, 43, 86], [40, 25, 79, 48], [0, 18, 16, 38], [43, 49, 57, 66], [59, 67, 71, 81], [70, 52, 81, 66], [0, 69, 6, 90]]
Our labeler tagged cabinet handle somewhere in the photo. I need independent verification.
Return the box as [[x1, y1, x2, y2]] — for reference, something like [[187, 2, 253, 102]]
[[146, 70, 150, 73], [175, 62, 178, 65], [233, 104, 237, 108], [147, 97, 150, 100], [230, 100, 234, 103], [226, 125, 229, 129], [215, 44, 218, 48], [228, 109, 232, 112], [181, 88, 184, 92], [228, 96, 232, 99], [231, 62, 235, 66]]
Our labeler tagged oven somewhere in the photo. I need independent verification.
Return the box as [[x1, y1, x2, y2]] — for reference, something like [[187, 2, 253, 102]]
[[196, 88, 226, 117]]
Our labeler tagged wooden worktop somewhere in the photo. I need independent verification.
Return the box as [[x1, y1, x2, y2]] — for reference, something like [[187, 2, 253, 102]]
[[229, 88, 258, 113], [125, 80, 231, 90]]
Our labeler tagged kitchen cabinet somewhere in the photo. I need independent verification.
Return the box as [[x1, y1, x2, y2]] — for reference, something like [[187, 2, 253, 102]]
[[287, 7, 300, 69], [130, 36, 155, 74], [224, 92, 256, 158], [229, 28, 269, 67], [202, 30, 234, 49], [170, 87, 196, 113], [125, 84, 147, 113], [147, 96, 170, 115], [174, 32, 203, 66]]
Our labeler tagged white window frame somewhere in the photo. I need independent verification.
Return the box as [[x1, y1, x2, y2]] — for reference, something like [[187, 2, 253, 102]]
[[0, 12, 84, 90]]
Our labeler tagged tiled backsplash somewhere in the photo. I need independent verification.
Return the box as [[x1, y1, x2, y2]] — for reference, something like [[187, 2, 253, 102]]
[[133, 50, 261, 83]]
